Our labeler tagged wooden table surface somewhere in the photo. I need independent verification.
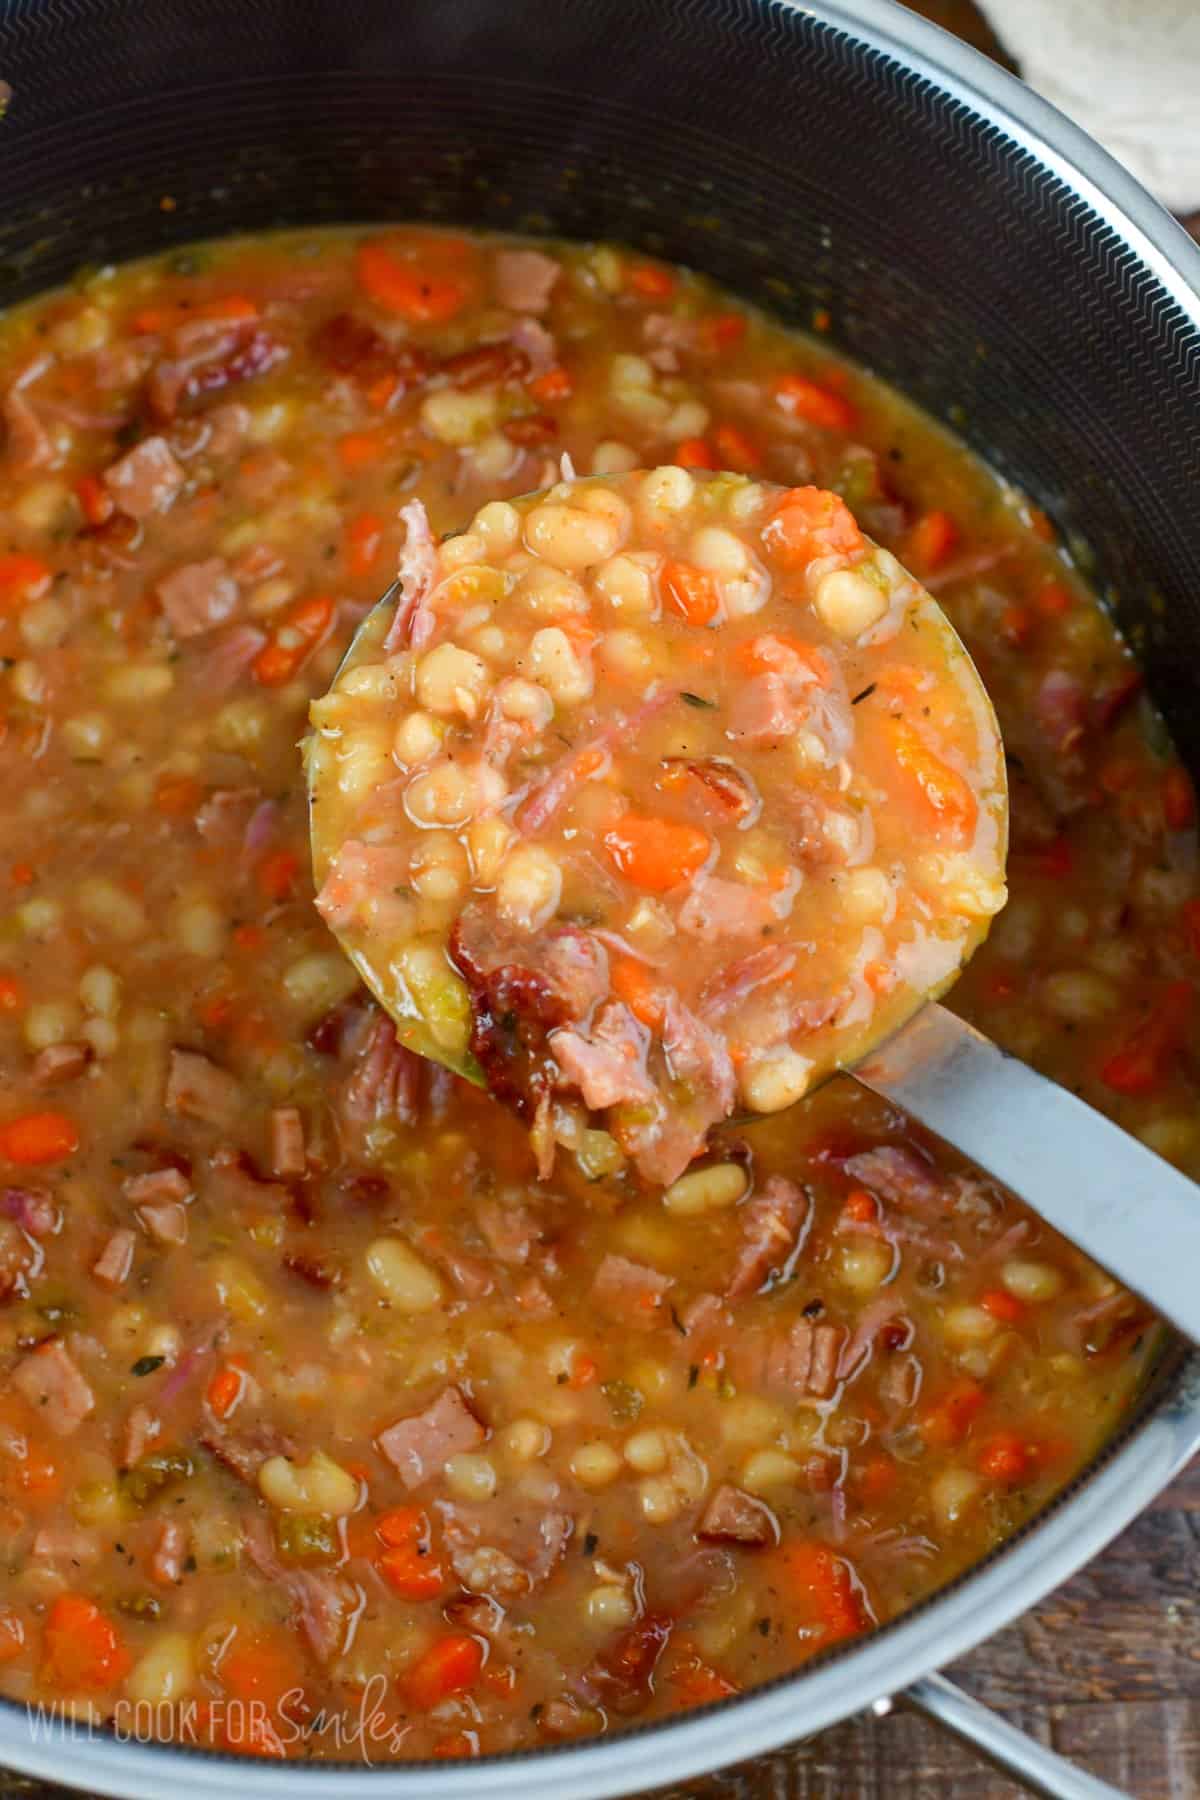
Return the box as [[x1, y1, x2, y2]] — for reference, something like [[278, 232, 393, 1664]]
[[3, 5, 1198, 1798]]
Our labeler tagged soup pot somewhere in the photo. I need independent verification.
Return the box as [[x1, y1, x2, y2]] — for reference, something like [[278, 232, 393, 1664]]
[[0, 0, 1198, 1794]]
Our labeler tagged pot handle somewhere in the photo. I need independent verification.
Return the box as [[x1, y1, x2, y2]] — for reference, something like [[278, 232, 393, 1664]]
[[851, 1002, 1200, 1343], [900, 1673, 1129, 1799]]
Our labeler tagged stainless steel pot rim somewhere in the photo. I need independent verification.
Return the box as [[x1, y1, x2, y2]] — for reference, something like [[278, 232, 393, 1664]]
[[1, 2, 1197, 1793]]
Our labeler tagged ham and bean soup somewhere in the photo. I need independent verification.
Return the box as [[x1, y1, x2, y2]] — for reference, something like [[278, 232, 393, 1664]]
[[309, 472, 1007, 1184], [0, 226, 1194, 1759]]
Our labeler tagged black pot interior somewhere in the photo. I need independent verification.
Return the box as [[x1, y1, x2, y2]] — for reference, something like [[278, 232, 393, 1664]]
[[2, 0, 1199, 770], [2, 0, 1198, 764]]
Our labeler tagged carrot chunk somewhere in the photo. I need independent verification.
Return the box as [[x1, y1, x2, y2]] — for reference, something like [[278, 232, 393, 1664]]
[[611, 956, 669, 1029], [777, 1542, 869, 1646], [673, 436, 717, 469], [252, 593, 335, 687], [41, 1594, 131, 1690], [774, 373, 856, 432], [887, 719, 978, 842], [712, 422, 762, 472], [628, 263, 676, 300], [0, 1111, 79, 1166], [661, 559, 721, 626], [603, 815, 711, 893], [529, 365, 573, 404], [345, 509, 384, 577], [0, 553, 52, 610], [355, 237, 474, 325], [763, 486, 865, 567], [976, 1432, 1033, 1484], [920, 1378, 985, 1448], [1099, 979, 1192, 1096], [904, 509, 958, 573], [401, 1634, 483, 1710]]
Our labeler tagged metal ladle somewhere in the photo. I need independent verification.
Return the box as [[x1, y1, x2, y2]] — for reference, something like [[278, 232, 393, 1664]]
[[308, 496, 1200, 1345]]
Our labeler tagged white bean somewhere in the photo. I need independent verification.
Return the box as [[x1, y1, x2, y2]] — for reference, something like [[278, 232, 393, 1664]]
[[738, 1046, 813, 1113], [528, 626, 592, 704], [662, 1162, 748, 1216], [258, 1451, 359, 1516], [813, 567, 889, 637], [415, 643, 490, 719]]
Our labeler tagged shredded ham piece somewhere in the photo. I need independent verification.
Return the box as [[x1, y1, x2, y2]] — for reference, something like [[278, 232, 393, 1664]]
[[382, 500, 437, 652]]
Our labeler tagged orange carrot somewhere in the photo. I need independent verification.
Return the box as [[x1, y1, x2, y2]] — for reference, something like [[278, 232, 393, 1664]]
[[1036, 579, 1073, 616], [905, 509, 957, 573], [0, 976, 23, 1013], [979, 1287, 1025, 1325], [154, 773, 204, 818], [763, 486, 865, 567], [219, 1628, 306, 1717], [668, 1652, 738, 1707], [976, 1432, 1033, 1484], [206, 1358, 248, 1421], [10, 863, 34, 887], [774, 373, 856, 432], [8, 1439, 60, 1500], [75, 474, 115, 528], [355, 238, 473, 325], [337, 430, 387, 471], [603, 815, 711, 893], [887, 719, 978, 842], [0, 553, 51, 610], [777, 1542, 869, 1646], [257, 848, 299, 902], [673, 436, 717, 469], [232, 923, 266, 952], [0, 1111, 79, 1166], [41, 1594, 131, 1690], [712, 422, 762, 472], [568, 1352, 598, 1390], [401, 1634, 483, 1710], [734, 632, 829, 683], [920, 1379, 985, 1448], [529, 365, 572, 404], [858, 1453, 899, 1502], [611, 956, 668, 1029], [252, 593, 336, 687], [628, 262, 676, 300], [378, 1541, 445, 1601], [661, 559, 721, 626], [345, 509, 384, 578], [698, 312, 747, 354], [1099, 979, 1192, 1096]]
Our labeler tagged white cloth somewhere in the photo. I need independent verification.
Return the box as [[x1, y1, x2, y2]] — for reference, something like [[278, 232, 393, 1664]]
[[977, 0, 1200, 211]]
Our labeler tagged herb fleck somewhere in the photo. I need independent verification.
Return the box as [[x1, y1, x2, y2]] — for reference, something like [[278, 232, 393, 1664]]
[[131, 1355, 165, 1377], [851, 683, 876, 706], [681, 691, 717, 710]]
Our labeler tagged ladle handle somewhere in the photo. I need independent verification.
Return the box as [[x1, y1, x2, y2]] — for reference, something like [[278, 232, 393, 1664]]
[[852, 1003, 1200, 1343]]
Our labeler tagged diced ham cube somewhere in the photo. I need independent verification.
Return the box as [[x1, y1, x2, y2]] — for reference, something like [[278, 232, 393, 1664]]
[[165, 1048, 243, 1130], [678, 874, 789, 944], [195, 786, 261, 847], [157, 557, 239, 639], [32, 1525, 101, 1564], [376, 1386, 485, 1489], [136, 1200, 189, 1246], [494, 249, 561, 315], [591, 1254, 672, 1329], [151, 1519, 187, 1586], [730, 1319, 843, 1401], [339, 1014, 423, 1129], [12, 1340, 95, 1434], [476, 1197, 539, 1266], [269, 1106, 306, 1178], [726, 1176, 811, 1298], [92, 1228, 136, 1290], [1, 1186, 58, 1237], [102, 434, 185, 518], [123, 1167, 191, 1207], [843, 1146, 950, 1220], [30, 1043, 91, 1086], [121, 1404, 160, 1468], [697, 1483, 779, 1546]]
